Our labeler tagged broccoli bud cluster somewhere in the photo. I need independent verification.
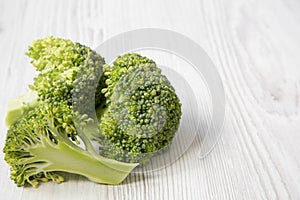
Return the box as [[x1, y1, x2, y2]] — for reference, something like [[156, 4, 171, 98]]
[[98, 54, 182, 163], [26, 36, 105, 106]]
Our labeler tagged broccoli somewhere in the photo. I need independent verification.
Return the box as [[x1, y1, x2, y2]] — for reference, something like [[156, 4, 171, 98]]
[[3, 36, 137, 188], [26, 36, 105, 107], [3, 102, 137, 188], [96, 54, 182, 163], [3, 37, 182, 188], [6, 36, 106, 127]]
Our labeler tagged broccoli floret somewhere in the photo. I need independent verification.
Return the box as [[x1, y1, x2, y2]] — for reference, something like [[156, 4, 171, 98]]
[[6, 36, 106, 128], [97, 54, 182, 163], [26, 36, 105, 107], [3, 37, 137, 188], [3, 102, 137, 188]]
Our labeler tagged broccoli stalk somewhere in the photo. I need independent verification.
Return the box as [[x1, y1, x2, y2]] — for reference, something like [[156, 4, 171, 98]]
[[20, 133, 136, 186], [20, 123, 136, 186], [5, 90, 38, 127], [4, 103, 137, 188]]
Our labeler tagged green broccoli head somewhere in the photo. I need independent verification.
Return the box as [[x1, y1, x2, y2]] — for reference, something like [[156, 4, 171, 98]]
[[26, 36, 105, 106], [98, 54, 182, 163]]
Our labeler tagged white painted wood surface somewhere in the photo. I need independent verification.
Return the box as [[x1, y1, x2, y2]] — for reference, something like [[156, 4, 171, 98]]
[[1, 0, 300, 199]]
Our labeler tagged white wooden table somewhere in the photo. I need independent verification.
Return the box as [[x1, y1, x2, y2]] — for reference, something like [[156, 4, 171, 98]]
[[1, 0, 300, 199]]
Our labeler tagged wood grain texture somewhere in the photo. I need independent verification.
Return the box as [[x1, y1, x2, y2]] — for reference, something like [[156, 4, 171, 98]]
[[1, 0, 300, 199]]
